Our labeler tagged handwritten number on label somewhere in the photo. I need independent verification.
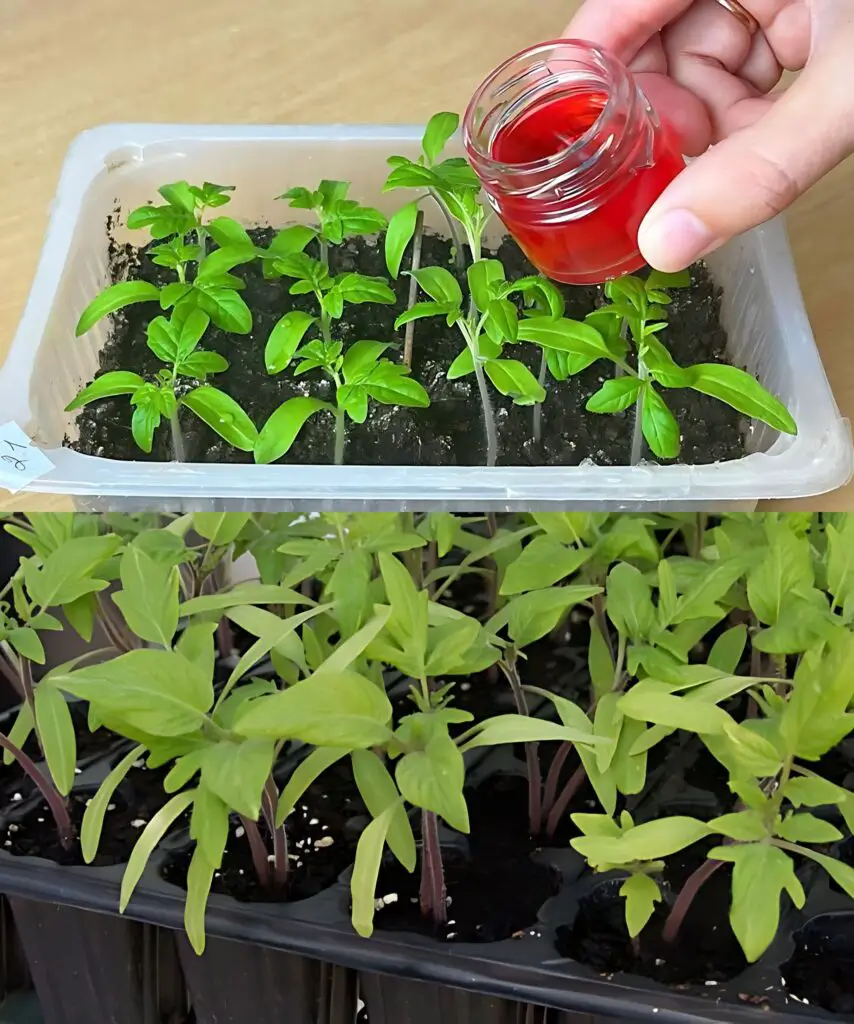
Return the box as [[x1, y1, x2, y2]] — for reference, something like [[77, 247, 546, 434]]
[[1, 438, 29, 472]]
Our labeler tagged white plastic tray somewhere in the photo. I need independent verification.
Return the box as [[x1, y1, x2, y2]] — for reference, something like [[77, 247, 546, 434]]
[[1, 123, 851, 511]]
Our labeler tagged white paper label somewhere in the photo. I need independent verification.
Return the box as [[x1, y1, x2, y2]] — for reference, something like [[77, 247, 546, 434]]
[[0, 423, 55, 494]]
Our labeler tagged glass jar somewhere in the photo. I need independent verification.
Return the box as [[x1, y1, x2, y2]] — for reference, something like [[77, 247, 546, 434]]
[[463, 40, 685, 286]]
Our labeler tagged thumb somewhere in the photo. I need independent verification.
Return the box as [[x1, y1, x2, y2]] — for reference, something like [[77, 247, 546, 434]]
[[637, 62, 854, 272]]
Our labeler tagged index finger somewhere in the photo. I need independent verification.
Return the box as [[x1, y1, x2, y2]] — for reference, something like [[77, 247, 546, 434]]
[[564, 0, 694, 62]]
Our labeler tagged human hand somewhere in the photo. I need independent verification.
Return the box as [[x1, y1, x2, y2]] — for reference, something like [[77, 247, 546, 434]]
[[564, 0, 854, 271]]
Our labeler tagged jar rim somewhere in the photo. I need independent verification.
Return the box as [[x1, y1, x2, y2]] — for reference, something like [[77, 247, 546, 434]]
[[462, 38, 622, 176]]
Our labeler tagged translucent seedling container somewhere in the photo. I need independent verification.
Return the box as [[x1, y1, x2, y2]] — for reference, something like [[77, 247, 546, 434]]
[[0, 123, 850, 512]]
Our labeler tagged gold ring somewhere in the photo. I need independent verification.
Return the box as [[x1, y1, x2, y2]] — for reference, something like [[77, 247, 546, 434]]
[[714, 0, 760, 34]]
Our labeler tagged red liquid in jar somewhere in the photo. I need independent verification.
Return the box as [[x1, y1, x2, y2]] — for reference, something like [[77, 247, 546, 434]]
[[489, 90, 684, 285]]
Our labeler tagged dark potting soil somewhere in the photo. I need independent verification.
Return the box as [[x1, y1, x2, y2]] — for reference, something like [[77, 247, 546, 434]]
[[162, 770, 366, 905], [556, 851, 747, 988], [69, 228, 745, 467], [1, 763, 175, 867], [373, 846, 560, 944], [782, 914, 854, 1014]]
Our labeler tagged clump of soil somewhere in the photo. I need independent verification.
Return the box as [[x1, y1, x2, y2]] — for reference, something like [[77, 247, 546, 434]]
[[70, 228, 745, 467]]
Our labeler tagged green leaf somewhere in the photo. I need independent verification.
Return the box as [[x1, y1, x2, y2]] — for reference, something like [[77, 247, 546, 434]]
[[197, 245, 257, 279], [254, 397, 327, 465], [395, 301, 453, 329], [352, 750, 417, 870], [25, 534, 121, 609], [3, 704, 34, 766], [709, 811, 768, 841], [179, 351, 228, 378], [827, 519, 854, 613], [516, 318, 612, 369], [711, 844, 804, 962], [191, 512, 249, 546], [364, 363, 430, 409], [182, 386, 258, 452], [337, 274, 396, 306], [120, 790, 196, 911], [795, 847, 854, 900], [607, 563, 655, 639], [65, 371, 145, 412], [485, 299, 519, 344], [201, 739, 274, 820], [75, 281, 161, 336], [621, 873, 661, 938], [685, 364, 797, 435], [235, 670, 392, 747], [594, 693, 623, 773], [194, 284, 252, 334], [410, 267, 462, 307], [184, 845, 216, 955], [112, 545, 179, 647], [55, 649, 213, 737], [708, 625, 748, 674], [81, 744, 146, 863], [647, 269, 691, 290], [422, 112, 459, 164], [467, 260, 505, 311], [589, 617, 616, 701], [586, 377, 642, 414], [7, 627, 45, 664], [33, 683, 76, 796], [460, 713, 598, 753], [619, 687, 732, 735], [180, 584, 306, 617], [351, 803, 398, 938], [267, 224, 317, 259], [384, 162, 439, 191], [276, 747, 348, 826], [573, 816, 709, 866], [311, 609, 393, 681], [396, 730, 469, 832], [385, 202, 420, 279], [484, 359, 545, 406], [265, 311, 315, 374], [158, 180, 197, 212], [721, 720, 784, 776], [206, 216, 253, 248], [488, 585, 601, 647], [784, 775, 848, 810], [776, 812, 843, 844], [190, 784, 230, 868], [642, 386, 681, 460], [378, 551, 428, 652]]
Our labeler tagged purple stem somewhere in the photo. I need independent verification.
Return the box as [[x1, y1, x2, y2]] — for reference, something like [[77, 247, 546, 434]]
[[0, 652, 24, 699], [500, 658, 542, 835], [239, 815, 272, 890], [0, 733, 74, 849], [546, 764, 587, 839], [264, 778, 289, 891], [662, 858, 724, 944], [542, 741, 573, 819], [419, 811, 447, 928]]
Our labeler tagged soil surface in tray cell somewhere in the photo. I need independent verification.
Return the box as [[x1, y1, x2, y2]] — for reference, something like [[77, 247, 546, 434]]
[[70, 229, 746, 467], [162, 766, 366, 905], [372, 845, 560, 944], [1, 761, 174, 866]]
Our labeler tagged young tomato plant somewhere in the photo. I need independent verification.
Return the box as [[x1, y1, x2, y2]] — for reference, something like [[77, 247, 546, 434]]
[[0, 518, 126, 848], [583, 272, 798, 464], [397, 261, 612, 466], [383, 112, 482, 278], [75, 181, 258, 340], [66, 309, 258, 458], [254, 180, 429, 465]]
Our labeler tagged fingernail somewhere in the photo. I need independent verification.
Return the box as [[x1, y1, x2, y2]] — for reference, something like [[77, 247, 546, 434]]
[[638, 209, 715, 272]]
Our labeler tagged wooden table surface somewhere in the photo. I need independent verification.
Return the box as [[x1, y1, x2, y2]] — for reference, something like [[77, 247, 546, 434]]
[[1, 0, 852, 512]]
